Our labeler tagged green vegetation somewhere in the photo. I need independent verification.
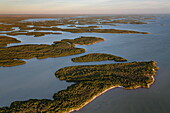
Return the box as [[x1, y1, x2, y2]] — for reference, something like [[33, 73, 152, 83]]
[[6, 31, 62, 37], [0, 15, 158, 113], [0, 24, 14, 31], [71, 53, 127, 62], [35, 27, 149, 34], [0, 36, 21, 47], [0, 15, 151, 35], [0, 61, 159, 113], [0, 43, 85, 67], [61, 36, 104, 45], [55, 61, 158, 85], [0, 23, 149, 35], [0, 39, 86, 67], [101, 19, 147, 24], [0, 36, 104, 67], [0, 60, 26, 67]]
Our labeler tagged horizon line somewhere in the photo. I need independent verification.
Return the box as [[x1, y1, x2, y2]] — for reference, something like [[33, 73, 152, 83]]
[[0, 13, 170, 15]]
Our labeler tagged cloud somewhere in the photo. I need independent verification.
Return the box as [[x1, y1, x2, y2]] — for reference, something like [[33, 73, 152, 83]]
[[0, 0, 170, 14], [7, 0, 25, 2]]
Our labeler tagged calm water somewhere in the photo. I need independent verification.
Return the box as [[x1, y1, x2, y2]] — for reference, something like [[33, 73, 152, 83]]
[[0, 15, 170, 113]]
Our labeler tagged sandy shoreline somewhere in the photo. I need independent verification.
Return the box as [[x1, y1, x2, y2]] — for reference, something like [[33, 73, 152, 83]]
[[68, 76, 155, 113], [68, 85, 120, 113]]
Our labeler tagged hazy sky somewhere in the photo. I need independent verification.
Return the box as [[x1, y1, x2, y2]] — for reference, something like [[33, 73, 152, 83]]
[[0, 0, 170, 14]]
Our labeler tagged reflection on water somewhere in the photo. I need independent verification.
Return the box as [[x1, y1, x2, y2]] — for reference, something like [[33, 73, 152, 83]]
[[0, 15, 170, 113]]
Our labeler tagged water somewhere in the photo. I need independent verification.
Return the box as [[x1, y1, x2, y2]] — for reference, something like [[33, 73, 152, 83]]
[[0, 15, 170, 113], [73, 15, 170, 113]]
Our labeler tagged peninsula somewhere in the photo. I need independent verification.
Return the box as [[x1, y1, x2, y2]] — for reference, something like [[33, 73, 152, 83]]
[[0, 61, 159, 113], [0, 36, 21, 47]]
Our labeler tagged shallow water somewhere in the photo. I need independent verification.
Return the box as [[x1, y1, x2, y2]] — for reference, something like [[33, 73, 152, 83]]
[[0, 15, 170, 113]]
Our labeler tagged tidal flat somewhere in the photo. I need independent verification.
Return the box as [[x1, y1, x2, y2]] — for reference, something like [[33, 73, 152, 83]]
[[1, 16, 167, 112]]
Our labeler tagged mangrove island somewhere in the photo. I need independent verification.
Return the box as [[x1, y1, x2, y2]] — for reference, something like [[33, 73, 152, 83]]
[[0, 61, 159, 113], [71, 53, 127, 62]]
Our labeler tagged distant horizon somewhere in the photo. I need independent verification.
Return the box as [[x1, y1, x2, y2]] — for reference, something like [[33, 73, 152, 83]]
[[1, 0, 170, 14], [0, 13, 170, 15]]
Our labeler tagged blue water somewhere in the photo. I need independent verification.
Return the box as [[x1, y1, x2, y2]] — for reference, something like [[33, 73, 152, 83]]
[[0, 15, 170, 113], [74, 15, 170, 113]]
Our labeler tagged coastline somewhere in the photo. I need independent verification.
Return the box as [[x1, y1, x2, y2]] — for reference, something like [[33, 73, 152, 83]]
[[0, 61, 158, 112], [147, 76, 155, 88], [68, 76, 155, 113], [0, 14, 161, 113], [68, 86, 119, 113], [74, 39, 105, 46]]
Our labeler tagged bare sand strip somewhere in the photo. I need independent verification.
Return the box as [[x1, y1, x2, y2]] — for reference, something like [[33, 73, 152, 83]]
[[68, 76, 155, 113]]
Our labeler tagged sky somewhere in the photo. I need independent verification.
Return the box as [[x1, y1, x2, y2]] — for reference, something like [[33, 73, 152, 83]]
[[0, 0, 170, 14]]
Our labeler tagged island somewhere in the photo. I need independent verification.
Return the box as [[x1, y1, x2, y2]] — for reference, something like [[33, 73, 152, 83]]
[[61, 36, 104, 45], [71, 53, 127, 62], [0, 60, 26, 67], [6, 31, 62, 37], [35, 27, 149, 34], [0, 36, 21, 47], [0, 61, 159, 113], [0, 36, 104, 67], [0, 15, 159, 113], [0, 40, 84, 67], [76, 26, 100, 29], [101, 19, 147, 25], [0, 15, 151, 36]]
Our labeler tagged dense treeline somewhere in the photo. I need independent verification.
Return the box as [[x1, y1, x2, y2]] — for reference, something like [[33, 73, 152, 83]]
[[55, 61, 158, 86], [0, 61, 158, 113], [0, 36, 105, 67], [0, 37, 87, 67], [0, 15, 157, 112], [71, 53, 127, 62]]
